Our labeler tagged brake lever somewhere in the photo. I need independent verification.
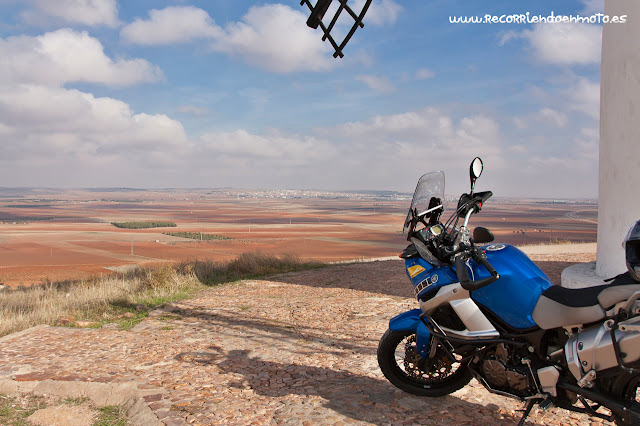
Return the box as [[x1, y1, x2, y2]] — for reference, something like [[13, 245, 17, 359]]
[[455, 247, 500, 291]]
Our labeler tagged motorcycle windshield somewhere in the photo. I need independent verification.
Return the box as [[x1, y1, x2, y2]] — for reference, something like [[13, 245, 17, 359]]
[[403, 171, 445, 235]]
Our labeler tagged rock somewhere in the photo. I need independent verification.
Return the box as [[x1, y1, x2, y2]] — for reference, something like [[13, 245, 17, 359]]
[[13, 372, 54, 381], [396, 397, 425, 410], [163, 304, 179, 312], [56, 315, 75, 326], [101, 323, 121, 330], [74, 321, 98, 328], [162, 417, 186, 426], [1, 260, 611, 426], [456, 414, 473, 422], [366, 390, 394, 404], [27, 405, 95, 426]]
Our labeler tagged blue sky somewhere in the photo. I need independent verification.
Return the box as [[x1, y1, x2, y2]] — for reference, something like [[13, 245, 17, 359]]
[[0, 0, 606, 197]]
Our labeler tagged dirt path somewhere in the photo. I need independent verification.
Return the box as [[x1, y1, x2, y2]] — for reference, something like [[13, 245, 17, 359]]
[[520, 242, 597, 255], [0, 251, 606, 425]]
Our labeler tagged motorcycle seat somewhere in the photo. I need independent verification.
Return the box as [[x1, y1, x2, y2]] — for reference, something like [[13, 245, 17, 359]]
[[532, 273, 640, 330]]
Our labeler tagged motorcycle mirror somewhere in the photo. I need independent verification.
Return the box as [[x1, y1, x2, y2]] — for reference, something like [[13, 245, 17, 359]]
[[473, 226, 494, 244], [469, 157, 483, 194]]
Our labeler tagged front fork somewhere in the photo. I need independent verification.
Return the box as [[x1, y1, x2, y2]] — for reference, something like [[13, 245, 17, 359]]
[[389, 309, 432, 359]]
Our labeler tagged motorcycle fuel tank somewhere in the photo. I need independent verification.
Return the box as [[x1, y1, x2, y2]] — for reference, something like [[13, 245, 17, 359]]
[[405, 244, 552, 330], [471, 244, 552, 329]]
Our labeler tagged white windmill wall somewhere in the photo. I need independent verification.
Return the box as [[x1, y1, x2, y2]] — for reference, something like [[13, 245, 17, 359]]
[[596, 0, 640, 278]]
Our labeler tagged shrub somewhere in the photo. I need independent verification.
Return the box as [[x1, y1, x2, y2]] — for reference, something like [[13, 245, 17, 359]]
[[177, 252, 323, 285], [162, 232, 230, 241], [111, 221, 177, 229]]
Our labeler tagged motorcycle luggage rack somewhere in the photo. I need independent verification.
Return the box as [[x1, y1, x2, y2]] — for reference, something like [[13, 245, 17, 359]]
[[610, 314, 640, 374], [620, 289, 640, 315]]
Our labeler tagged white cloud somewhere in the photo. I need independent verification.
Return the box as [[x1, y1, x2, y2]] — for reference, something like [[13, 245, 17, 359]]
[[0, 85, 188, 163], [319, 109, 504, 189], [514, 108, 568, 129], [566, 77, 600, 119], [177, 105, 210, 117], [573, 126, 599, 161], [0, 78, 598, 196], [0, 84, 505, 190], [355, 74, 396, 94], [19, 0, 119, 27], [192, 108, 504, 190], [513, 117, 526, 130], [199, 130, 335, 165], [120, 6, 222, 45], [0, 29, 162, 87], [0, 28, 179, 184], [320, 0, 401, 31], [353, 0, 403, 26], [211, 4, 334, 73], [538, 108, 569, 127], [325, 108, 501, 160], [581, 0, 604, 14], [119, 4, 361, 73], [519, 22, 602, 66], [331, 108, 450, 141], [415, 68, 435, 80]]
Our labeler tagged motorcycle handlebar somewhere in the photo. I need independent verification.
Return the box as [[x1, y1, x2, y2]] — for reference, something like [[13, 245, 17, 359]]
[[477, 252, 497, 276], [416, 204, 443, 220], [454, 250, 500, 291]]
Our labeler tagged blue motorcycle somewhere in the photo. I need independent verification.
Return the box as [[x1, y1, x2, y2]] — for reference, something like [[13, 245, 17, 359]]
[[377, 158, 640, 425]]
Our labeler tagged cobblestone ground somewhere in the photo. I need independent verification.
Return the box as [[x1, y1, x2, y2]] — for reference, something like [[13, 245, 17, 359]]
[[0, 254, 611, 425]]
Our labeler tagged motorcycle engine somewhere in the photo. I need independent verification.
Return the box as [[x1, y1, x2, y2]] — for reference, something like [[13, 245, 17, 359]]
[[480, 344, 533, 396]]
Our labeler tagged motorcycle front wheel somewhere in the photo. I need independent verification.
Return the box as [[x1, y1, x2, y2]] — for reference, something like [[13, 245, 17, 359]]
[[377, 328, 472, 397]]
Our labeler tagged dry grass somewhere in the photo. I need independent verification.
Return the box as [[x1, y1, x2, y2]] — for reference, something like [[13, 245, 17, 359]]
[[179, 252, 323, 285], [0, 253, 323, 338], [0, 265, 202, 337]]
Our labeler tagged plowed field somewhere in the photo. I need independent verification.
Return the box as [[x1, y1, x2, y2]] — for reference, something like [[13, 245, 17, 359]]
[[0, 189, 597, 287]]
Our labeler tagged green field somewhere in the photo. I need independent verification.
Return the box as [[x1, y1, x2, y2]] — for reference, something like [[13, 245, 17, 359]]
[[111, 221, 177, 229], [163, 232, 231, 241], [0, 215, 53, 222]]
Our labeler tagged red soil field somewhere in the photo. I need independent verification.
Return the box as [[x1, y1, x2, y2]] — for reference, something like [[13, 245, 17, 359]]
[[0, 189, 597, 287]]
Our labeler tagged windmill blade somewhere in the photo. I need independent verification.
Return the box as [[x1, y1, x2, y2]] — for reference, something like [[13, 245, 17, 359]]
[[305, 0, 333, 29], [300, 0, 373, 58]]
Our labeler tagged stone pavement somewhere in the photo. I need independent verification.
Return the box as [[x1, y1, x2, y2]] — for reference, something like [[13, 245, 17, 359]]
[[0, 255, 610, 425]]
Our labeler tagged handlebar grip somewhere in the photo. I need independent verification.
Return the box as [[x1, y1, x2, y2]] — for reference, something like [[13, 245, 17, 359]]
[[477, 254, 497, 276], [456, 251, 500, 291], [454, 256, 471, 285], [461, 275, 499, 291]]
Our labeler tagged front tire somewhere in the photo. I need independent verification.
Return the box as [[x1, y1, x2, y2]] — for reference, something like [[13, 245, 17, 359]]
[[377, 328, 472, 397]]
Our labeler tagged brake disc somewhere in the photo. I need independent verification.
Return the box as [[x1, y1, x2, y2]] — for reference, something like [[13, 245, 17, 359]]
[[402, 335, 453, 380]]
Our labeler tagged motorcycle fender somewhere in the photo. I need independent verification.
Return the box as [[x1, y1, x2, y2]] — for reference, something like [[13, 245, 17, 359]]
[[389, 309, 432, 359]]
